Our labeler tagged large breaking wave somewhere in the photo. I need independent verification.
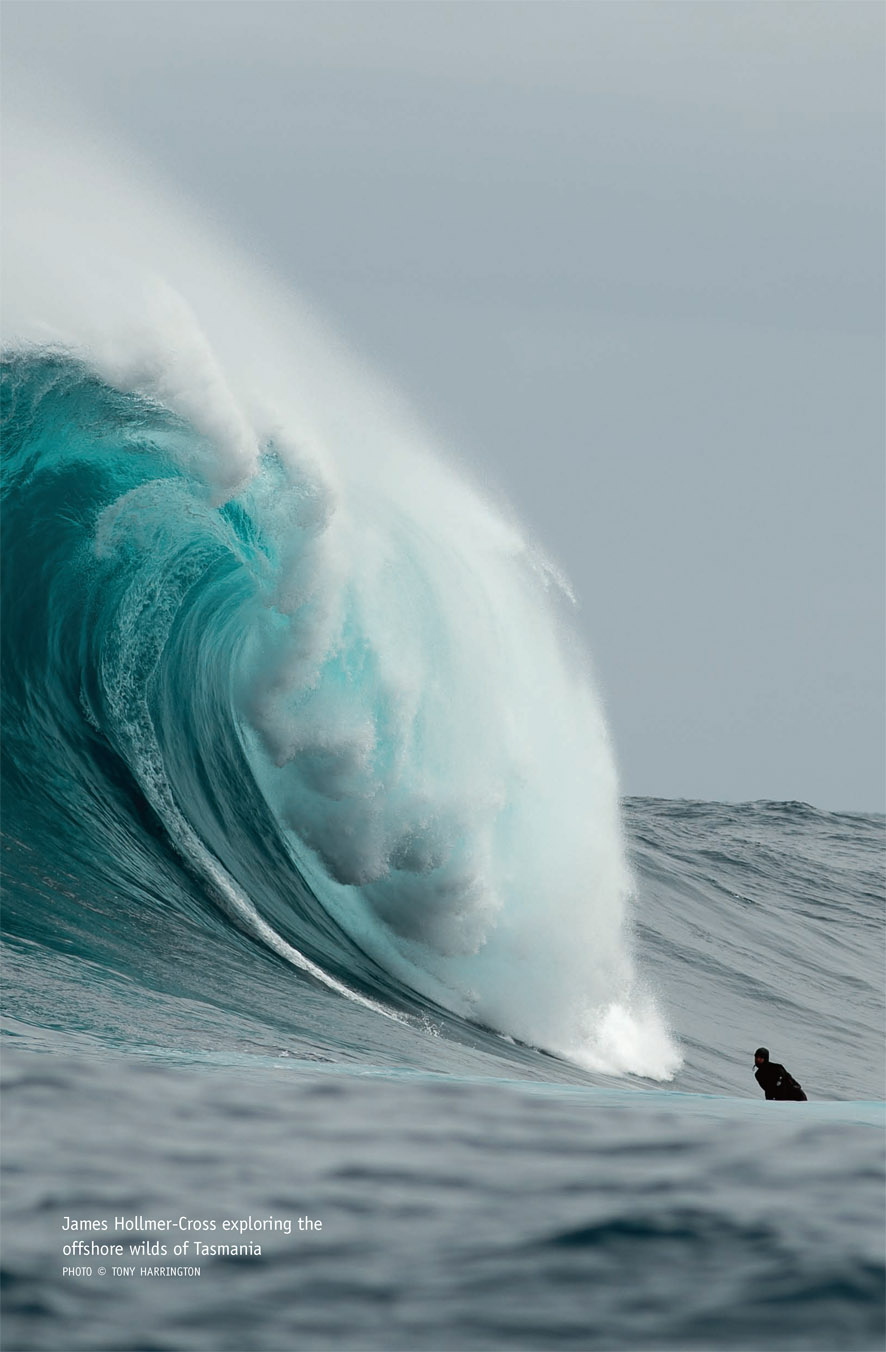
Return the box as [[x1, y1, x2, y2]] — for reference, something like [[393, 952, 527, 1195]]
[[1, 108, 678, 1077]]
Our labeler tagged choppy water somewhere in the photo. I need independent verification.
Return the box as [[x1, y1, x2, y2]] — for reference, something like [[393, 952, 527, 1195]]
[[3, 1042, 883, 1352], [2, 112, 884, 1350]]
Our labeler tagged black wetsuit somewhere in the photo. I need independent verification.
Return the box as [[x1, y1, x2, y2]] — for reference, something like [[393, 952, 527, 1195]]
[[755, 1061, 807, 1101]]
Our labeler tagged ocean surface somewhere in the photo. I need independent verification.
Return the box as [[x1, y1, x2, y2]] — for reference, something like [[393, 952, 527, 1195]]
[[2, 350, 884, 1352], [2, 122, 885, 1350]]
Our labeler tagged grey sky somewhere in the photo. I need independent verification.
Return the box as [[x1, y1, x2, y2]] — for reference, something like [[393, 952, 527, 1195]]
[[4, 1, 884, 810]]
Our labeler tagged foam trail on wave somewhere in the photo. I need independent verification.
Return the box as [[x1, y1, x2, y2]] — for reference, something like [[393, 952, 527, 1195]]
[[2, 95, 681, 1079]]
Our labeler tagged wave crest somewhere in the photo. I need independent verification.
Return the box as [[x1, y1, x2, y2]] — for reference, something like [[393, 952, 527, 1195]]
[[1, 107, 681, 1079]]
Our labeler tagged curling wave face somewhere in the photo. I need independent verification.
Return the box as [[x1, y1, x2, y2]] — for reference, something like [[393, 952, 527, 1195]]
[[1, 348, 677, 1077]]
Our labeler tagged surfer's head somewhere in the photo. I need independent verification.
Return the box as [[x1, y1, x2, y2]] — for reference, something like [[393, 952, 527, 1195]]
[[754, 1047, 769, 1064]]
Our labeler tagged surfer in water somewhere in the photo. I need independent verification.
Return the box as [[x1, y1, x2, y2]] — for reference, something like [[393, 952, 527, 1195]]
[[753, 1047, 807, 1100]]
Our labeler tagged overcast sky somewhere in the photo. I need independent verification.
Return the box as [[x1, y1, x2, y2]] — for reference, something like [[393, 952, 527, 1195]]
[[4, 1, 884, 811]]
